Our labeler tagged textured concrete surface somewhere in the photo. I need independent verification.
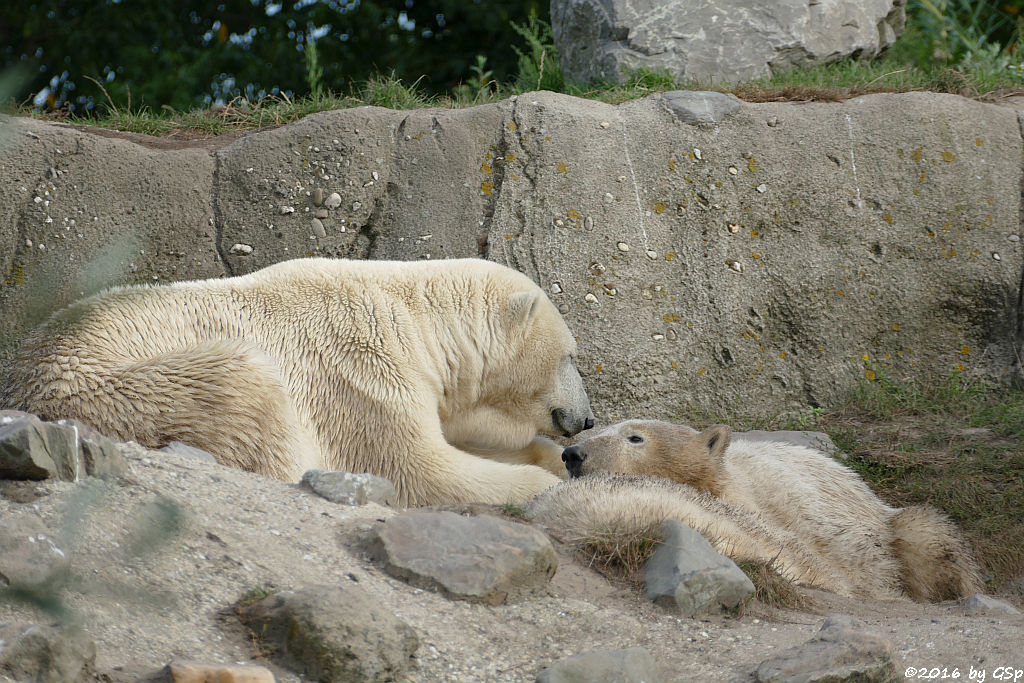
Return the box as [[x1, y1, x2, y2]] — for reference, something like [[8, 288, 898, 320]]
[[1, 90, 1021, 421]]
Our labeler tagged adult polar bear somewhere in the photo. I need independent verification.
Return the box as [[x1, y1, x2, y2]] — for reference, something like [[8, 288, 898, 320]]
[[2, 258, 595, 506]]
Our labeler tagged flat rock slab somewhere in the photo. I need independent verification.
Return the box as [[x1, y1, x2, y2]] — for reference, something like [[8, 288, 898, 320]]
[[156, 660, 276, 682], [552, 0, 905, 84], [964, 593, 1021, 615], [645, 519, 754, 615], [300, 469, 397, 506], [536, 647, 663, 683], [751, 614, 896, 682], [735, 430, 838, 456], [0, 515, 69, 594], [371, 510, 558, 605], [0, 622, 96, 683], [237, 585, 418, 683]]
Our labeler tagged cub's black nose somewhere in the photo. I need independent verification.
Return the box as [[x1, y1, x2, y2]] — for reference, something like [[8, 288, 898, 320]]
[[583, 417, 595, 430], [561, 445, 587, 477]]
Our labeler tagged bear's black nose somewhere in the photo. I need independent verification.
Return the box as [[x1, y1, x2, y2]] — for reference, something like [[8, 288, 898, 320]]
[[561, 445, 587, 477], [583, 417, 595, 431]]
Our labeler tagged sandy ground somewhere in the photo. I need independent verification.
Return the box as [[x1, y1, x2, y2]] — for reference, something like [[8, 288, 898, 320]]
[[1, 448, 1021, 682]]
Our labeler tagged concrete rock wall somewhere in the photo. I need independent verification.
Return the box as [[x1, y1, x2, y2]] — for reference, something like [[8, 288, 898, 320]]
[[1, 90, 1021, 421]]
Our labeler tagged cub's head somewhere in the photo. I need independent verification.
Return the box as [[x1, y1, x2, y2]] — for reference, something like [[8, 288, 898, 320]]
[[560, 419, 731, 496], [483, 288, 594, 442]]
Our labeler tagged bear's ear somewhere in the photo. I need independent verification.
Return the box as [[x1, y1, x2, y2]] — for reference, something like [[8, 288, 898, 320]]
[[700, 424, 731, 461], [508, 290, 542, 326]]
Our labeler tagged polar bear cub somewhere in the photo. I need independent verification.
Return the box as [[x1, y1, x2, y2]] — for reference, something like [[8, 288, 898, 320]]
[[531, 419, 980, 602], [2, 258, 594, 506]]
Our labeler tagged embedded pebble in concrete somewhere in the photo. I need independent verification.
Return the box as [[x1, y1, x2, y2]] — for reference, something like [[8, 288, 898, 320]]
[[652, 334, 665, 341], [229, 243, 253, 255], [279, 206, 295, 215], [315, 209, 328, 219], [550, 283, 563, 294], [729, 166, 738, 175], [604, 192, 614, 203], [312, 187, 324, 206], [646, 250, 657, 259], [558, 304, 570, 314], [324, 192, 343, 209], [584, 216, 594, 230], [590, 262, 606, 276], [617, 242, 630, 252], [728, 224, 740, 233], [584, 293, 598, 303], [756, 184, 768, 193], [352, 201, 362, 210], [311, 219, 326, 238], [693, 148, 702, 160], [727, 259, 743, 272]]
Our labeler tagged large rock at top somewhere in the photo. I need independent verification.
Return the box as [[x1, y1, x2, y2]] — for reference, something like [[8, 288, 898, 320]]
[[1, 90, 1021, 421], [551, 0, 906, 85]]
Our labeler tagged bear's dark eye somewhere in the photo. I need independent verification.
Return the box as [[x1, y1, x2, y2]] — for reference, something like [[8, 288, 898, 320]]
[[627, 435, 644, 444]]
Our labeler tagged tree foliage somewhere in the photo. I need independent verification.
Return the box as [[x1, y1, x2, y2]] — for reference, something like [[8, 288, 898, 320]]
[[1, 0, 541, 112]]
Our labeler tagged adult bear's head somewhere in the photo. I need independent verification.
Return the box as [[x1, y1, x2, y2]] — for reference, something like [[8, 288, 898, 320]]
[[476, 286, 595, 445]]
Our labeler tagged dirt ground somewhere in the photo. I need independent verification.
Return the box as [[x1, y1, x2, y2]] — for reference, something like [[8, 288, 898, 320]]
[[1, 447, 1022, 682]]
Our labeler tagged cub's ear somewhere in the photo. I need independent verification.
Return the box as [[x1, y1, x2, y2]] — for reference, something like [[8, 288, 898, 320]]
[[508, 290, 542, 326], [700, 424, 731, 461]]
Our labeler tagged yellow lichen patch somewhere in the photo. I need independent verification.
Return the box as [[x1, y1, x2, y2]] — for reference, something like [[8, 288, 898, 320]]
[[957, 363, 965, 372], [892, 323, 901, 331], [942, 150, 956, 163], [913, 188, 921, 196], [557, 162, 568, 174], [746, 157, 758, 173], [5, 263, 26, 286], [836, 290, 844, 296], [665, 252, 676, 261], [751, 230, 759, 238], [567, 208, 580, 220], [481, 181, 494, 196], [505, 153, 516, 162], [882, 213, 893, 224], [919, 171, 928, 182], [481, 162, 492, 176], [862, 354, 870, 361], [663, 313, 681, 323], [654, 202, 667, 214], [503, 234, 515, 239], [506, 121, 518, 131], [752, 252, 761, 259], [865, 369, 876, 380], [594, 364, 603, 373], [697, 368, 706, 375], [961, 345, 970, 355], [778, 352, 786, 359], [669, 159, 678, 171], [897, 148, 904, 157], [975, 138, 983, 146], [911, 147, 923, 163]]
